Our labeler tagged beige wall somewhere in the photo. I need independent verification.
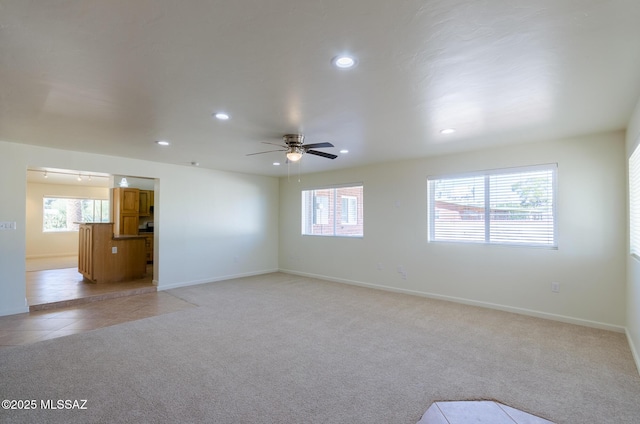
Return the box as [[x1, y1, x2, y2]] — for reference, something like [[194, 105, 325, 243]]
[[279, 131, 627, 331], [26, 182, 109, 258], [627, 96, 640, 373]]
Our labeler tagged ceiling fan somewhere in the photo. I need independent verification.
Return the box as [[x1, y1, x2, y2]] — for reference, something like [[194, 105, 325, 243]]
[[247, 134, 338, 162]]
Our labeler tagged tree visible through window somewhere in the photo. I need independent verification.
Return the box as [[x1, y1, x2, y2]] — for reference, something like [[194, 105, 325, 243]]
[[43, 197, 110, 232], [302, 185, 363, 237], [428, 164, 557, 247]]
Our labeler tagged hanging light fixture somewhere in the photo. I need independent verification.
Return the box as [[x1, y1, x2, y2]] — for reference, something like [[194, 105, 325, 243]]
[[119, 177, 129, 187]]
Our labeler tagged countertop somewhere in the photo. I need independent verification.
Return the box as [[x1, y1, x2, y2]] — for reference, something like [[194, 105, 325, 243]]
[[113, 234, 147, 239]]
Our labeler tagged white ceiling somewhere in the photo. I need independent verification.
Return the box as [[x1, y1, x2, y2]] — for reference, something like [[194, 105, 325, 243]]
[[2, 1, 640, 177]]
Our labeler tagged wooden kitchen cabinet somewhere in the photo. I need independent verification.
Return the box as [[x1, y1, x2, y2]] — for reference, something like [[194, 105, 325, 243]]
[[139, 190, 154, 217], [112, 188, 139, 235]]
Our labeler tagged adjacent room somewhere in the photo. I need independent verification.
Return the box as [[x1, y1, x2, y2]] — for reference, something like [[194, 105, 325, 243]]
[[24, 169, 158, 309], [1, 1, 640, 423]]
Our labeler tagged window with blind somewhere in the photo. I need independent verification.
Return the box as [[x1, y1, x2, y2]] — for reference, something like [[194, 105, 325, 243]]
[[630, 145, 640, 257], [428, 164, 557, 247], [302, 185, 363, 237]]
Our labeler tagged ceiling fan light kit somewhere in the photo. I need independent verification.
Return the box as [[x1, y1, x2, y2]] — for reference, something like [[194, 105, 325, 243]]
[[286, 148, 303, 162]]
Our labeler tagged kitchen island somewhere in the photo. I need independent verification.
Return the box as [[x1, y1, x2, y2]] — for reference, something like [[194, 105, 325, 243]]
[[78, 223, 147, 283]]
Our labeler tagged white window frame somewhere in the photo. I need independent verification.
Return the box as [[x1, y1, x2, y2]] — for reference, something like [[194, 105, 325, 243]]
[[428, 164, 557, 248], [630, 143, 640, 258], [314, 196, 330, 225], [341, 195, 358, 225], [43, 196, 110, 233], [301, 184, 363, 237]]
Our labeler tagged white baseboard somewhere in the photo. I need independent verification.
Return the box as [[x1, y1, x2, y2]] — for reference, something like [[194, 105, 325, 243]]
[[26, 253, 76, 260], [157, 268, 279, 291], [279, 269, 627, 334], [0, 306, 29, 317], [626, 328, 640, 376]]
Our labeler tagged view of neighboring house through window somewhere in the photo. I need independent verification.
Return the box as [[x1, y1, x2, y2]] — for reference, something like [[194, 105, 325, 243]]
[[43, 197, 110, 232], [302, 185, 364, 237], [428, 164, 557, 247]]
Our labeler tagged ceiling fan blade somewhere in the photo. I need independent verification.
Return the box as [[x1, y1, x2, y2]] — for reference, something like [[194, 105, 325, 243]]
[[261, 141, 286, 147], [306, 150, 338, 159], [303, 142, 334, 149], [246, 149, 286, 156]]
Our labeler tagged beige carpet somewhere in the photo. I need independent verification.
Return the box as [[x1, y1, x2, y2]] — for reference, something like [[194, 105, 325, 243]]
[[1, 272, 639, 423], [26, 255, 77, 272]]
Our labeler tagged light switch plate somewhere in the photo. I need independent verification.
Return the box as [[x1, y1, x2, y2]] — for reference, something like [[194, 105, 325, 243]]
[[0, 221, 17, 230]]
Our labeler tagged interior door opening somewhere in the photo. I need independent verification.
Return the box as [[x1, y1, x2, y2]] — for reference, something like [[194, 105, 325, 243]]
[[25, 167, 158, 310]]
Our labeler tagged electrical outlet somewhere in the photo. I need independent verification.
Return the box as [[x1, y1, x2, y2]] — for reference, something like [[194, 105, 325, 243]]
[[112, 246, 117, 254], [551, 282, 560, 293]]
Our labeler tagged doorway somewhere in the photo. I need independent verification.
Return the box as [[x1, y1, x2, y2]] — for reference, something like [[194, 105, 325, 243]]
[[25, 168, 158, 310]]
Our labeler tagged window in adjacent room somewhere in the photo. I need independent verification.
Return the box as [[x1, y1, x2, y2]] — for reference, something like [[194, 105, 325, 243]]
[[302, 185, 363, 237], [43, 197, 110, 232], [630, 145, 640, 257], [428, 164, 557, 247]]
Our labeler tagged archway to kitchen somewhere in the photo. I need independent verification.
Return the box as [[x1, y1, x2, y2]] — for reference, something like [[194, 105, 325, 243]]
[[25, 167, 159, 310]]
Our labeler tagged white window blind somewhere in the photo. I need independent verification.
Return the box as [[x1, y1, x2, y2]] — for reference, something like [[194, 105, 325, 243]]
[[630, 145, 640, 257], [428, 164, 557, 247], [302, 185, 363, 237]]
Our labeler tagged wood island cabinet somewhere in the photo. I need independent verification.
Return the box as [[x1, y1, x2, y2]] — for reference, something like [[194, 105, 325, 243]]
[[78, 223, 146, 283]]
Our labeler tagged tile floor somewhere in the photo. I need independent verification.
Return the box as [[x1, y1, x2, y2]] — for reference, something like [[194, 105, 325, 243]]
[[0, 291, 196, 348], [418, 401, 555, 424], [1, 263, 196, 349], [26, 266, 155, 309]]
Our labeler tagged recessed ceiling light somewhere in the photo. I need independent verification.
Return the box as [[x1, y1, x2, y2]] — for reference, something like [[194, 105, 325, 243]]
[[332, 55, 357, 69], [273, 162, 281, 166], [440, 128, 456, 135], [156, 140, 170, 146], [340, 149, 349, 154], [214, 112, 230, 120]]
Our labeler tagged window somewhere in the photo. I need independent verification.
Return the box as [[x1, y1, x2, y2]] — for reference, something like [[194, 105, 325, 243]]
[[428, 164, 557, 247], [630, 145, 640, 257], [314, 196, 329, 225], [302, 185, 363, 237], [341, 196, 358, 225], [43, 197, 110, 232]]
